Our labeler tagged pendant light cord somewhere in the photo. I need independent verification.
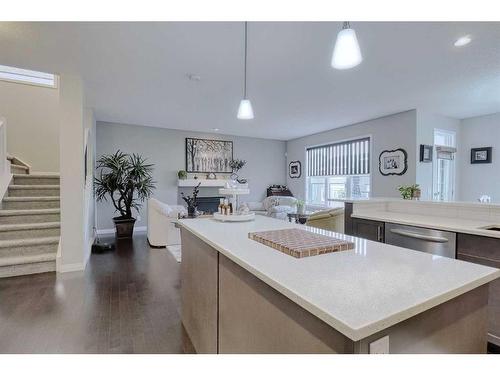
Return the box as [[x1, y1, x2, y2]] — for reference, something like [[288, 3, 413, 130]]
[[243, 21, 248, 99]]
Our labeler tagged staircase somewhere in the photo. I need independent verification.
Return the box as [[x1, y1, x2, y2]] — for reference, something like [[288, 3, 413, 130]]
[[0, 156, 60, 278]]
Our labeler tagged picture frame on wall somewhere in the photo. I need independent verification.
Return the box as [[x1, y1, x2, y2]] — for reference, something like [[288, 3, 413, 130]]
[[289, 160, 301, 178], [470, 147, 492, 164], [419, 144, 433, 162], [185, 137, 233, 173], [379, 148, 408, 176]]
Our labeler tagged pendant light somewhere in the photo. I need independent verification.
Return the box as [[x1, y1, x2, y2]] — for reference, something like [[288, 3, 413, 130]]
[[331, 22, 362, 70], [237, 22, 254, 120]]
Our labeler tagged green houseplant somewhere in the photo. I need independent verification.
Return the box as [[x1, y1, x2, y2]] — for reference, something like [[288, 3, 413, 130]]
[[398, 184, 421, 200], [95, 150, 156, 239]]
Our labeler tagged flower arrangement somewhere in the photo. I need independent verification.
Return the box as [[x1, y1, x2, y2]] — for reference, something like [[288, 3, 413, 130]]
[[229, 159, 246, 172], [181, 182, 201, 216]]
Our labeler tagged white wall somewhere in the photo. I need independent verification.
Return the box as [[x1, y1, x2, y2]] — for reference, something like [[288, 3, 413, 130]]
[[58, 74, 87, 272], [286, 110, 417, 200], [96, 122, 287, 231], [0, 80, 60, 172], [458, 112, 500, 202], [416, 111, 461, 200]]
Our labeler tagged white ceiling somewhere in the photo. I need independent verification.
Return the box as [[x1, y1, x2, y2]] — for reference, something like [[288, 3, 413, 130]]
[[0, 22, 499, 140]]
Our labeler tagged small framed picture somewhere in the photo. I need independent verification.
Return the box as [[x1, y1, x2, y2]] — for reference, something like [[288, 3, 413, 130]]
[[471, 147, 492, 164], [419, 144, 433, 162], [289, 160, 301, 178], [379, 148, 408, 176]]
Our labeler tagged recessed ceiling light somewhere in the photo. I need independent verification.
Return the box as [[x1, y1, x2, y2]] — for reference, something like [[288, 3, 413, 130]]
[[186, 73, 201, 81], [212, 128, 219, 132], [454, 35, 471, 47]]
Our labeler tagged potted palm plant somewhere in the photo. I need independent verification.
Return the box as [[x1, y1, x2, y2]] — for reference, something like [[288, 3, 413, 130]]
[[95, 150, 156, 239]]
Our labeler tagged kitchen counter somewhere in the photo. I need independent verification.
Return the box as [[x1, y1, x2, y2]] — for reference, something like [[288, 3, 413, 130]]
[[179, 215, 500, 344], [351, 210, 500, 238]]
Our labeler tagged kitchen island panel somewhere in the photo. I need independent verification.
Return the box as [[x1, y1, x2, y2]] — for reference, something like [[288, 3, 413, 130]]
[[218, 253, 353, 354], [180, 229, 219, 353]]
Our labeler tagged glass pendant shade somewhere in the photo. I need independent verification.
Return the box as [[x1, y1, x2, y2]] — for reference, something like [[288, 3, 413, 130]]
[[331, 27, 362, 70], [237, 99, 254, 120]]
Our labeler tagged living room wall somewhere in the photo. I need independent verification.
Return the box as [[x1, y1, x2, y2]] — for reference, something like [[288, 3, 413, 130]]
[[286, 110, 418, 201], [95, 122, 287, 231]]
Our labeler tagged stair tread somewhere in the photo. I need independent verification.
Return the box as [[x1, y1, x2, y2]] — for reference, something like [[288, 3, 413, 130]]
[[0, 208, 60, 216], [13, 173, 60, 178], [0, 222, 60, 232], [0, 236, 60, 247], [3, 196, 60, 201], [9, 185, 60, 189], [0, 252, 57, 266]]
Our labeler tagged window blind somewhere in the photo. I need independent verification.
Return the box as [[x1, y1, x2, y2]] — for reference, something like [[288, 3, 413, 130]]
[[307, 137, 370, 177]]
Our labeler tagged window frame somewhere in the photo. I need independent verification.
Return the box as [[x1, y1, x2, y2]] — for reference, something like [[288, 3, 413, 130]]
[[304, 135, 372, 208], [0, 64, 58, 89]]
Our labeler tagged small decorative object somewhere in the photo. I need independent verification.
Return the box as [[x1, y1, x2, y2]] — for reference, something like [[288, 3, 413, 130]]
[[379, 148, 408, 176], [295, 199, 305, 215], [419, 144, 433, 162], [471, 147, 492, 164], [289, 160, 301, 178], [95, 150, 156, 239], [193, 175, 198, 180], [479, 195, 491, 203], [181, 182, 201, 217], [206, 172, 217, 180], [398, 184, 420, 200], [186, 138, 233, 173], [238, 202, 250, 215], [178, 170, 188, 180]]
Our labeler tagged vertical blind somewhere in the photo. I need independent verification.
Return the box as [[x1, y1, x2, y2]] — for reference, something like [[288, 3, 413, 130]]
[[307, 137, 370, 177]]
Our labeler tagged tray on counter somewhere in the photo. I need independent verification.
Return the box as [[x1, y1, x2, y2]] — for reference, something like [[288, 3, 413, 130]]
[[248, 228, 354, 258]]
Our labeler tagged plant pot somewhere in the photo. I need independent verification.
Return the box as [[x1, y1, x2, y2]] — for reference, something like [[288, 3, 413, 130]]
[[297, 205, 305, 215], [113, 216, 136, 239]]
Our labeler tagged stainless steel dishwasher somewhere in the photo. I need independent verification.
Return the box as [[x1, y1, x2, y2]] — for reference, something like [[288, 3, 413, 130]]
[[385, 223, 456, 258]]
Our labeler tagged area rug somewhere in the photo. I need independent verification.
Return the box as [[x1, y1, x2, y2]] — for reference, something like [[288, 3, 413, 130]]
[[166, 245, 182, 263]]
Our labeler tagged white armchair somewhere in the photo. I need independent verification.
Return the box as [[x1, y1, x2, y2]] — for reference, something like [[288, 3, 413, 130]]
[[245, 196, 297, 220], [147, 198, 187, 248]]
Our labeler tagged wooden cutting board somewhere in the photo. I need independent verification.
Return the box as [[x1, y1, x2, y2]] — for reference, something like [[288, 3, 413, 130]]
[[248, 228, 354, 258]]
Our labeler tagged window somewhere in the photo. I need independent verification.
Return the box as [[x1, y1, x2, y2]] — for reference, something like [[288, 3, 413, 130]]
[[306, 137, 371, 206], [432, 129, 456, 201], [0, 64, 57, 88]]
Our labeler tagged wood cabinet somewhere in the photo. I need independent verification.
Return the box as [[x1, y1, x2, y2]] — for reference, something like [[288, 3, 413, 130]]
[[351, 218, 385, 242], [456, 233, 500, 347]]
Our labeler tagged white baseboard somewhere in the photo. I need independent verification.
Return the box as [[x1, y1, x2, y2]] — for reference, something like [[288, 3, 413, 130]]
[[96, 226, 147, 236], [58, 262, 86, 273]]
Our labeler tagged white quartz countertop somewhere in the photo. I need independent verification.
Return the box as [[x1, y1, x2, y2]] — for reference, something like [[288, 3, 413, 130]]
[[351, 210, 500, 239], [178, 215, 500, 341]]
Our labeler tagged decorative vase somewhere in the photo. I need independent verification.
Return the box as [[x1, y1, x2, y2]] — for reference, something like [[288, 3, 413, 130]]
[[187, 206, 196, 218], [297, 205, 305, 215], [230, 172, 239, 188]]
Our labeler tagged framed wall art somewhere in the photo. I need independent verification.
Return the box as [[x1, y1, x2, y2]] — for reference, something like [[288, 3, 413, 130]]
[[289, 160, 301, 178], [419, 144, 433, 162], [185, 138, 233, 173], [379, 148, 408, 176], [470, 147, 492, 164]]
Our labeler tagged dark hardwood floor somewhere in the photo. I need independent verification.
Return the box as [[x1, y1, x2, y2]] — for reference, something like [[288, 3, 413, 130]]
[[0, 234, 184, 353]]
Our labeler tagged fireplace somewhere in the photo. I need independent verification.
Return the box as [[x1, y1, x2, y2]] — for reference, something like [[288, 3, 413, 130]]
[[196, 196, 224, 214]]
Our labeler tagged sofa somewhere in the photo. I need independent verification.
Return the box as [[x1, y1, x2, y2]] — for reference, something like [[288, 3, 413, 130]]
[[306, 208, 345, 233], [147, 198, 187, 247], [245, 196, 298, 220]]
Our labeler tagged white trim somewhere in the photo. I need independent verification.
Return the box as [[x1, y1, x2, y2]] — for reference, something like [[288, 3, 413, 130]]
[[57, 262, 86, 273], [96, 225, 147, 236]]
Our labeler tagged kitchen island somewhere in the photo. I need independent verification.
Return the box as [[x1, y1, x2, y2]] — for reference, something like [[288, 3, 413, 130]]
[[178, 215, 500, 354]]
